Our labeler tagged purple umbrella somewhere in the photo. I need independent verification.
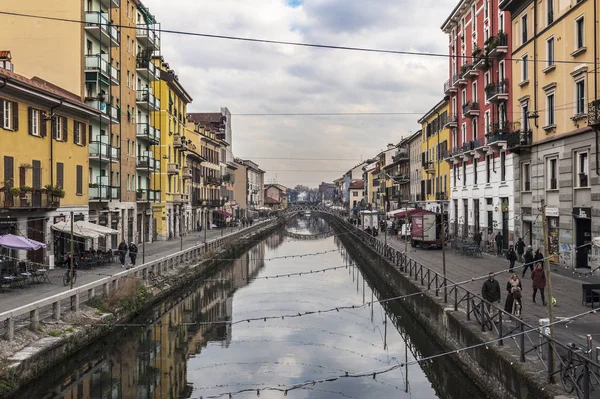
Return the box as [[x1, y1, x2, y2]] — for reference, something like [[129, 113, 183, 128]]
[[0, 234, 47, 251]]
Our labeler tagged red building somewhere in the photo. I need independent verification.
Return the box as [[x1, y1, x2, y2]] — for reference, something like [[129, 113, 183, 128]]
[[441, 1, 516, 245]]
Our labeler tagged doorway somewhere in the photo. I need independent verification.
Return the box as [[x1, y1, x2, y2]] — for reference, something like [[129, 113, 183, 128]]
[[523, 221, 532, 246], [575, 217, 591, 268]]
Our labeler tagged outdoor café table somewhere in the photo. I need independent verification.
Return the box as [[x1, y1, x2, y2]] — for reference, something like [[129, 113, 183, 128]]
[[20, 271, 32, 286], [33, 268, 51, 284]]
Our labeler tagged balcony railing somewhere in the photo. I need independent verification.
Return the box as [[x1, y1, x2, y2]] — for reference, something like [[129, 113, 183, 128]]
[[136, 189, 161, 202], [136, 123, 160, 144], [1, 191, 60, 210], [89, 141, 120, 161], [506, 130, 533, 154], [85, 55, 119, 85], [135, 57, 160, 81], [435, 192, 447, 200], [85, 99, 120, 123], [486, 33, 508, 56], [136, 156, 158, 171], [462, 102, 480, 117], [136, 89, 160, 111], [485, 81, 509, 103], [444, 114, 458, 128], [136, 24, 160, 50], [89, 185, 120, 201], [167, 163, 180, 175], [392, 148, 409, 163], [182, 166, 192, 180], [84, 12, 119, 46], [588, 100, 600, 128], [444, 79, 457, 94]]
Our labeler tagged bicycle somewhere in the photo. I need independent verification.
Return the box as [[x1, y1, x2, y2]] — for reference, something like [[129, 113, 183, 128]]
[[560, 343, 600, 398], [63, 269, 77, 286]]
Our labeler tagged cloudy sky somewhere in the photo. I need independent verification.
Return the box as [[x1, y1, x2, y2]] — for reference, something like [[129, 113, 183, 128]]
[[144, 0, 457, 188]]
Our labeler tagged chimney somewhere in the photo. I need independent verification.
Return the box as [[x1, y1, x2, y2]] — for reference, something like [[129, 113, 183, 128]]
[[0, 51, 14, 72], [387, 143, 395, 150]]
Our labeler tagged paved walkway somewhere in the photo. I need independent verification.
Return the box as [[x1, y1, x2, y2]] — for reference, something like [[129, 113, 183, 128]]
[[0, 224, 255, 314], [378, 234, 600, 348]]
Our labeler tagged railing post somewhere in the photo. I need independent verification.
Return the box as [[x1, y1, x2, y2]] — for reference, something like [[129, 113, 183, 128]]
[[6, 318, 14, 341], [520, 320, 526, 362], [420, 267, 424, 286], [454, 287, 458, 311], [583, 360, 590, 399], [444, 277, 448, 303], [435, 275, 439, 297], [481, 299, 486, 332], [30, 309, 39, 331], [498, 311, 503, 345], [53, 301, 61, 321], [466, 292, 471, 320]]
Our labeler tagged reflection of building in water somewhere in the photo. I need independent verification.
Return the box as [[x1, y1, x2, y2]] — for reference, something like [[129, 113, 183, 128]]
[[45, 242, 266, 399], [265, 232, 286, 250]]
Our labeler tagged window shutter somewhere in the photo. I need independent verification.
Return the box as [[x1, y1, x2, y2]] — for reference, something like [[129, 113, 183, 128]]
[[57, 162, 64, 189], [52, 116, 57, 139], [32, 160, 41, 189], [19, 166, 25, 187], [73, 120, 79, 144], [28, 107, 32, 135], [62, 117, 67, 141], [12, 102, 18, 131], [4, 156, 14, 187], [40, 113, 47, 137], [76, 165, 83, 195], [0, 100, 4, 129], [82, 124, 87, 146]]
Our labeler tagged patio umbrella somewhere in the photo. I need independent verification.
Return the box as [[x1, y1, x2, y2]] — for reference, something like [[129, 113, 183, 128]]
[[0, 234, 47, 251]]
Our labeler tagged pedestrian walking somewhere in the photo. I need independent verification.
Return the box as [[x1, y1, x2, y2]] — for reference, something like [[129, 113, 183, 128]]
[[531, 263, 547, 305], [522, 245, 534, 277], [504, 273, 523, 316], [481, 272, 501, 314], [118, 239, 128, 267], [515, 237, 525, 262], [495, 232, 504, 256], [128, 242, 138, 267], [474, 230, 482, 248], [506, 245, 517, 273]]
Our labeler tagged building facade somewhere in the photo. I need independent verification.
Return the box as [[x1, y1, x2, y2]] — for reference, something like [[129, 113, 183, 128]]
[[407, 130, 423, 204], [442, 0, 516, 246], [501, 0, 599, 268], [0, 66, 98, 267], [419, 99, 451, 214]]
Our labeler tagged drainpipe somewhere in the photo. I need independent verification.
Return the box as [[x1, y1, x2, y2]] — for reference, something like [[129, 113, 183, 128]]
[[0, 76, 10, 90], [594, 0, 599, 176], [533, 0, 539, 129], [49, 100, 63, 187]]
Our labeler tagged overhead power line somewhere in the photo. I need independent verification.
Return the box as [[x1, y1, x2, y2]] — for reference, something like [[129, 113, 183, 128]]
[[0, 11, 597, 66]]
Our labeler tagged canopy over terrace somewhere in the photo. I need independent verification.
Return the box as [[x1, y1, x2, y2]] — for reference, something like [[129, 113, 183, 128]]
[[52, 221, 118, 239], [0, 234, 46, 251], [391, 208, 437, 219]]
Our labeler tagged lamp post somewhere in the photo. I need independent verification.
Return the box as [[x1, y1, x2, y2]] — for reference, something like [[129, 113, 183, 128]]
[[202, 200, 207, 245]]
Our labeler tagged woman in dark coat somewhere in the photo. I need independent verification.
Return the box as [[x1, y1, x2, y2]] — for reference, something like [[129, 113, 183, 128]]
[[504, 273, 523, 315], [531, 263, 547, 305]]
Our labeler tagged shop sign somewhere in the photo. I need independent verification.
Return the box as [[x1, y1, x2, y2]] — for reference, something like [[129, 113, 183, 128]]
[[573, 207, 591, 219], [546, 207, 559, 217]]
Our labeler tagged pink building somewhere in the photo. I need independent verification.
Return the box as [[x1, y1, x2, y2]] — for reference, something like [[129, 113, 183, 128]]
[[441, 1, 517, 247]]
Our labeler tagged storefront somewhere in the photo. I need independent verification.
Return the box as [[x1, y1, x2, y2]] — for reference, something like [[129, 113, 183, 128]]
[[546, 207, 559, 263], [573, 207, 592, 268]]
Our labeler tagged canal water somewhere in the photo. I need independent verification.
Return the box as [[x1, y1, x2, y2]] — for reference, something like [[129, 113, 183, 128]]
[[18, 215, 486, 399]]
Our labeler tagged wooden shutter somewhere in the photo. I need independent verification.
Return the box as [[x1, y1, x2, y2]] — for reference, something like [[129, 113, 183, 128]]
[[52, 116, 57, 139], [62, 116, 67, 141], [82, 124, 87, 146], [19, 166, 25, 187], [40, 112, 47, 137], [32, 160, 41, 189], [11, 102, 18, 131], [57, 162, 64, 189], [73, 120, 79, 145], [0, 100, 4, 129], [76, 165, 83, 195], [28, 107, 33, 135], [4, 156, 14, 187]]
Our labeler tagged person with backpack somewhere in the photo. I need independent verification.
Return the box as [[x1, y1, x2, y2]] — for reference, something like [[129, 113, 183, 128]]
[[506, 245, 517, 273], [118, 240, 128, 267], [128, 242, 138, 267]]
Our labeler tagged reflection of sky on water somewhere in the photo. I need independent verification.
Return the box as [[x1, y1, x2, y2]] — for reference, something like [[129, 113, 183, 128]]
[[189, 216, 439, 399]]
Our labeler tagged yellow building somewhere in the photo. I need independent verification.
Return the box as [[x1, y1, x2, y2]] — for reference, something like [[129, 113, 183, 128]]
[[501, 0, 599, 269], [0, 65, 98, 266], [151, 59, 193, 241], [418, 99, 450, 213]]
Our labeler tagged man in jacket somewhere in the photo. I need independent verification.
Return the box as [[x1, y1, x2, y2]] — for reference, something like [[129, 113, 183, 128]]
[[128, 242, 138, 267], [522, 245, 534, 277], [482, 272, 501, 314], [495, 232, 504, 256], [506, 245, 517, 273], [118, 240, 128, 267], [515, 237, 526, 262]]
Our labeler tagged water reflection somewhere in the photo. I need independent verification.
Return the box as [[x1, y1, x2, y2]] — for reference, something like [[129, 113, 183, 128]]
[[22, 216, 484, 399]]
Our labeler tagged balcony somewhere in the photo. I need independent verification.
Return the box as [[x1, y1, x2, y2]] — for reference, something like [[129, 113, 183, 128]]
[[136, 156, 159, 172], [204, 175, 223, 186], [85, 99, 120, 124], [136, 123, 160, 145], [487, 33, 508, 58], [485, 81, 509, 103], [473, 54, 489, 70], [171, 193, 189, 203], [136, 89, 160, 112], [444, 79, 457, 94], [167, 163, 180, 175], [136, 189, 161, 202], [394, 174, 410, 184], [136, 24, 160, 50], [455, 71, 468, 86], [462, 102, 480, 118], [135, 57, 160, 81], [506, 130, 533, 154], [392, 148, 409, 163], [85, 55, 119, 86], [461, 62, 479, 79], [1, 191, 60, 210], [89, 185, 120, 202], [84, 12, 119, 47], [435, 192, 447, 201], [89, 141, 120, 162], [174, 134, 190, 150], [444, 114, 458, 128], [423, 161, 436, 174], [102, 0, 120, 7], [588, 100, 600, 128], [182, 166, 192, 180]]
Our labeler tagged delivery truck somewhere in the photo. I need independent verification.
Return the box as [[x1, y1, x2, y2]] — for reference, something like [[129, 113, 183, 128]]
[[410, 210, 446, 249]]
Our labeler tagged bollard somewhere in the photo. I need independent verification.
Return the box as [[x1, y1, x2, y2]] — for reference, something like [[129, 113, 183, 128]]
[[6, 318, 14, 341], [454, 288, 458, 311], [30, 308, 40, 331], [53, 301, 61, 321]]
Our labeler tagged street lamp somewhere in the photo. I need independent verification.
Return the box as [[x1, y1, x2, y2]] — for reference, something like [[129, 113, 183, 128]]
[[202, 200, 207, 245]]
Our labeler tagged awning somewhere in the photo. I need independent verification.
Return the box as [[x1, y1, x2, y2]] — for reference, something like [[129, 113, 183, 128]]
[[75, 220, 118, 235], [214, 210, 232, 218], [52, 222, 101, 239], [0, 234, 46, 251]]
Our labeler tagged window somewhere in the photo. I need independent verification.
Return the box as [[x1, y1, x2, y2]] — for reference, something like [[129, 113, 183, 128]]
[[499, 11, 504, 33], [461, 89, 466, 106], [546, 92, 555, 126], [353, 191, 358, 197], [54, 116, 67, 141], [463, 163, 466, 186], [576, 80, 585, 115], [547, 0, 553, 25], [576, 151, 589, 187], [76, 165, 83, 194], [28, 107, 43, 136], [1, 100, 18, 130], [521, 14, 528, 43], [522, 102, 529, 131], [473, 118, 478, 139], [522, 163, 531, 191], [472, 81, 477, 103], [576, 17, 584, 49], [473, 159, 478, 185], [461, 123, 466, 144], [546, 37, 554, 67], [484, 0, 489, 19], [521, 55, 528, 82], [486, 155, 491, 183], [500, 151, 506, 182], [453, 164, 457, 187], [73, 121, 86, 146], [484, 72, 490, 101], [126, 35, 130, 53], [547, 157, 558, 190], [472, 5, 476, 31], [484, 111, 490, 135], [56, 163, 64, 189]]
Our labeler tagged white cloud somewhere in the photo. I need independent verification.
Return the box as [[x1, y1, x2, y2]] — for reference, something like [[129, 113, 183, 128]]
[[143, 0, 457, 187]]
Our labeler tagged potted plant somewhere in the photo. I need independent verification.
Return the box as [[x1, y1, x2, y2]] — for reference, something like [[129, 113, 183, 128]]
[[20, 185, 32, 193], [9, 187, 20, 197], [89, 183, 99, 188], [472, 46, 482, 58], [53, 188, 65, 198]]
